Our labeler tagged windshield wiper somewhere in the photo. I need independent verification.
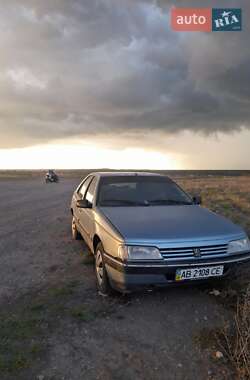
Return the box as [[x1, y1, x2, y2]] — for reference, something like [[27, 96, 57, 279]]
[[100, 199, 148, 206], [148, 199, 192, 205]]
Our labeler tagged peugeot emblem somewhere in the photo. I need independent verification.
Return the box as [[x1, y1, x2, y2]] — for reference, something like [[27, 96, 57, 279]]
[[193, 248, 201, 257]]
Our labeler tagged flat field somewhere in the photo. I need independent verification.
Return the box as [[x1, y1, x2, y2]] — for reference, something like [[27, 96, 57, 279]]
[[0, 171, 249, 380]]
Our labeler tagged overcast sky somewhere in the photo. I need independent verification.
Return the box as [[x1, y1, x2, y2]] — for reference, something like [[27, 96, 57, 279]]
[[0, 0, 249, 169]]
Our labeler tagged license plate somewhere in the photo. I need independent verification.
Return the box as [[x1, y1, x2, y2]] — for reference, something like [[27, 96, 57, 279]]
[[175, 265, 224, 281]]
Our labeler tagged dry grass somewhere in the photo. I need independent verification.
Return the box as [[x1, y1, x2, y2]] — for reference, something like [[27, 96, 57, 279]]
[[217, 287, 250, 379], [195, 287, 250, 379]]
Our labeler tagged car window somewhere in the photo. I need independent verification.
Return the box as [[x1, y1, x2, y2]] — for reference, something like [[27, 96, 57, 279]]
[[85, 177, 98, 204], [78, 176, 92, 198]]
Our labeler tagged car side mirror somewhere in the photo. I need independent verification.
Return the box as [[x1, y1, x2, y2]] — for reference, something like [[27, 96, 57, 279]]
[[193, 195, 202, 205], [76, 199, 92, 209]]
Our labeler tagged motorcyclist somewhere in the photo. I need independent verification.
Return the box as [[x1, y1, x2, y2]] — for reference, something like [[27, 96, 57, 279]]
[[45, 170, 59, 183]]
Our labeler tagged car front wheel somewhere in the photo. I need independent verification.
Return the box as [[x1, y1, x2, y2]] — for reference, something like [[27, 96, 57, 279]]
[[95, 243, 113, 295]]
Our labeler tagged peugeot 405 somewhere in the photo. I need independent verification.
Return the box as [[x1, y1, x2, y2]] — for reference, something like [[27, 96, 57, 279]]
[[70, 172, 250, 294]]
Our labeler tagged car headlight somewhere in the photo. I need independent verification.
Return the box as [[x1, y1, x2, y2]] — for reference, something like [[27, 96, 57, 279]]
[[227, 238, 250, 254], [118, 245, 163, 262]]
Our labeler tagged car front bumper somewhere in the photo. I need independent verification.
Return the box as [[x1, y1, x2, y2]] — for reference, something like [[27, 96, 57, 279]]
[[104, 251, 250, 292]]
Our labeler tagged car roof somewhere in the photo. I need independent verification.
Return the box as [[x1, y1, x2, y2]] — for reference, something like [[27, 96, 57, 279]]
[[88, 171, 168, 178]]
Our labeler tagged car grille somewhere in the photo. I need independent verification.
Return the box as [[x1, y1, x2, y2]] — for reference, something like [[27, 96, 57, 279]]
[[160, 244, 228, 261]]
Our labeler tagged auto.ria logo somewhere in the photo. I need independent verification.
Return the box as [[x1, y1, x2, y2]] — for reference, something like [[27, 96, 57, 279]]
[[171, 8, 242, 32], [212, 9, 242, 31]]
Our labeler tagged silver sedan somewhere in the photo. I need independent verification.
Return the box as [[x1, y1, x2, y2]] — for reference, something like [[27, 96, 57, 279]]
[[71, 172, 250, 294]]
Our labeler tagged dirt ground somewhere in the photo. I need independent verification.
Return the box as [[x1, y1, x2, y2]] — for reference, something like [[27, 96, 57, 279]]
[[0, 174, 250, 380]]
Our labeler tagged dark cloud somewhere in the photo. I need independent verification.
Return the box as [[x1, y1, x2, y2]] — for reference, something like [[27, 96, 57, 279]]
[[0, 0, 249, 148]]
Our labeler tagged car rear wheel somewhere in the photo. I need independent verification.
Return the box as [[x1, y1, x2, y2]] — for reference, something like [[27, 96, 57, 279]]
[[95, 243, 113, 295], [71, 216, 82, 240]]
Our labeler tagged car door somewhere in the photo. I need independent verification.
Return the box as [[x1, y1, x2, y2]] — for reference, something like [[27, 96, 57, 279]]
[[78, 176, 98, 249], [73, 176, 93, 240]]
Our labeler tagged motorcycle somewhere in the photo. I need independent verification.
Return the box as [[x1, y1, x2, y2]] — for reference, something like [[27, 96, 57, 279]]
[[45, 170, 59, 183]]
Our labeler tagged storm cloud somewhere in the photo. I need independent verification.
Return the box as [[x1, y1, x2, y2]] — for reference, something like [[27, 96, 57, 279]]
[[0, 0, 249, 148]]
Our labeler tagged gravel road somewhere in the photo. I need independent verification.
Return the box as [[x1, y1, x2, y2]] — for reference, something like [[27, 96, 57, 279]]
[[0, 178, 231, 380]]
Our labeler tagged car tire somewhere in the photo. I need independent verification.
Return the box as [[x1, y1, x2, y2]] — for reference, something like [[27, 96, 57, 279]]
[[95, 243, 113, 295], [71, 216, 82, 240]]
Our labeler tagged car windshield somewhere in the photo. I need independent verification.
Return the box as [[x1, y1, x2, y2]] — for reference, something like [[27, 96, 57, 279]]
[[97, 176, 193, 207]]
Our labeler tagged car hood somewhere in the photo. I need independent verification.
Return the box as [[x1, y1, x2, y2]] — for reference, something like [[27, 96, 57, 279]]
[[99, 205, 244, 245]]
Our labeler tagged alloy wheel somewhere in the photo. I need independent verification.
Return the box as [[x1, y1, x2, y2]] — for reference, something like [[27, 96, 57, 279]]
[[96, 250, 104, 286]]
